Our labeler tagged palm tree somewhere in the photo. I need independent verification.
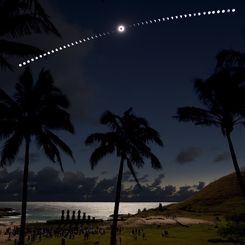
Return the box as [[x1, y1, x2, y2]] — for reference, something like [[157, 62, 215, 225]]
[[174, 52, 245, 199], [0, 67, 74, 245], [0, 0, 61, 70], [85, 108, 163, 245]]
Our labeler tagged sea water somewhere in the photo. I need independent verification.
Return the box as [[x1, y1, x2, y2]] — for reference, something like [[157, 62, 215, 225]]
[[0, 202, 173, 224]]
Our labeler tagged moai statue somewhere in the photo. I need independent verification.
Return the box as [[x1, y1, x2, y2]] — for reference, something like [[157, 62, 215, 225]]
[[83, 212, 86, 220], [72, 210, 76, 220], [66, 210, 70, 220], [88, 215, 91, 221], [61, 210, 65, 221], [77, 210, 81, 220], [92, 217, 95, 222]]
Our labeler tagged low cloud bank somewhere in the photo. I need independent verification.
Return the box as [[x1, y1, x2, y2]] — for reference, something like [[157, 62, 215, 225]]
[[0, 167, 205, 202]]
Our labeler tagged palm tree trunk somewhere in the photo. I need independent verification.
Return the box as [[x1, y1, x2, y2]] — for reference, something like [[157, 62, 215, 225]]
[[110, 157, 124, 245], [18, 136, 30, 245], [226, 133, 245, 199]]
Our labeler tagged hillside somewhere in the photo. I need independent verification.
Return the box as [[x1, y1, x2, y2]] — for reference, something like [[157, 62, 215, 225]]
[[168, 171, 245, 214]]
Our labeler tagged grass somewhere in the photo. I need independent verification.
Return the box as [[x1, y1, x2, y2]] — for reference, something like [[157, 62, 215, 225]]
[[6, 224, 236, 245], [168, 172, 245, 215]]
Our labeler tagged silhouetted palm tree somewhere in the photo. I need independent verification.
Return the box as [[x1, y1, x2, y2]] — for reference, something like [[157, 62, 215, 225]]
[[85, 108, 163, 245], [0, 0, 61, 70], [174, 52, 245, 199], [0, 67, 74, 245]]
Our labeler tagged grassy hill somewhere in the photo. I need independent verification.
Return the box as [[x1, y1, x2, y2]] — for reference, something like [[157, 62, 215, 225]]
[[136, 171, 245, 219], [167, 171, 245, 215]]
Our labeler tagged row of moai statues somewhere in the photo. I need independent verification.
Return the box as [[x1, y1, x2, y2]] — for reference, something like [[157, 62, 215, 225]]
[[61, 210, 95, 221]]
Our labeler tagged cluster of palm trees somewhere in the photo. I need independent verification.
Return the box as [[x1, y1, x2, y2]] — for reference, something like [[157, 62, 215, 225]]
[[0, 1, 245, 245]]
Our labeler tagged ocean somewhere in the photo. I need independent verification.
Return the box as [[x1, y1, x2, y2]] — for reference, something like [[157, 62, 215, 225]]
[[0, 202, 173, 224]]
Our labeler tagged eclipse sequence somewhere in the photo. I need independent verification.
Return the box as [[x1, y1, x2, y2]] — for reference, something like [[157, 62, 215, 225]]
[[18, 8, 236, 68]]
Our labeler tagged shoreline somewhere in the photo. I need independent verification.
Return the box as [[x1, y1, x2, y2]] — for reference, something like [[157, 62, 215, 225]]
[[0, 201, 170, 224], [0, 214, 213, 226]]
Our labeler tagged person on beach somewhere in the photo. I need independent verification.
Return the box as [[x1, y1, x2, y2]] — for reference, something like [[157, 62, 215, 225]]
[[61, 237, 65, 245]]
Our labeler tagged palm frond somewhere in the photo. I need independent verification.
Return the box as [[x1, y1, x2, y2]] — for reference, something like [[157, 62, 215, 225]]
[[194, 78, 220, 110], [0, 120, 16, 140], [100, 110, 120, 130], [45, 129, 74, 162], [139, 127, 163, 146], [126, 159, 142, 189], [40, 107, 74, 133], [149, 152, 162, 169], [0, 132, 23, 166], [174, 106, 220, 127], [127, 144, 144, 167], [85, 132, 118, 146], [0, 39, 42, 56], [90, 144, 115, 169], [0, 1, 61, 38], [32, 0, 61, 37], [124, 107, 149, 128], [14, 66, 33, 107], [0, 89, 16, 105], [35, 70, 69, 108], [36, 131, 64, 171], [0, 15, 48, 37], [0, 55, 13, 71], [85, 133, 106, 145]]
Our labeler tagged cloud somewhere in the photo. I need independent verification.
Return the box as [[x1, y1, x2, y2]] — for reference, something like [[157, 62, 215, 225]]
[[176, 147, 202, 164], [137, 174, 149, 183], [163, 185, 176, 196], [122, 171, 132, 181], [194, 181, 205, 191], [0, 167, 205, 202], [150, 173, 165, 188], [122, 171, 149, 184], [174, 185, 195, 201], [214, 152, 231, 163]]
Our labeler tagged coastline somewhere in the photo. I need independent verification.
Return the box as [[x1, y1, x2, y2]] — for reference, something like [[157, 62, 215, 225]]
[[0, 201, 169, 223]]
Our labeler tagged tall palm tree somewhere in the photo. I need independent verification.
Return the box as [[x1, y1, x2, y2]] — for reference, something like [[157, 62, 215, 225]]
[[174, 52, 245, 199], [0, 0, 61, 70], [85, 108, 163, 245], [0, 67, 74, 245]]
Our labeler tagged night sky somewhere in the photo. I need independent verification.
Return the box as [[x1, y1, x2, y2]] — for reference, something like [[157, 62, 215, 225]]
[[1, 0, 245, 201]]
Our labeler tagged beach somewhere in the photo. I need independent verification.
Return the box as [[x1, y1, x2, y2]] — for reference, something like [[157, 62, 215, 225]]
[[0, 214, 214, 244], [0, 223, 18, 244], [121, 215, 213, 226]]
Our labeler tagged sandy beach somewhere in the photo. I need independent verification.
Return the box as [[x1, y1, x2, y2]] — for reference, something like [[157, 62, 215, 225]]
[[0, 223, 18, 244], [119, 215, 213, 227]]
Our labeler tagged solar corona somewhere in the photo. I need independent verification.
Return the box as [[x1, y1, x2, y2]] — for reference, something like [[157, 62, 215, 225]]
[[118, 25, 126, 33], [18, 8, 236, 68]]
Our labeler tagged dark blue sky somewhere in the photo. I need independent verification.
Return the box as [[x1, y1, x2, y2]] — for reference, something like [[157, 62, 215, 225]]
[[3, 0, 245, 194]]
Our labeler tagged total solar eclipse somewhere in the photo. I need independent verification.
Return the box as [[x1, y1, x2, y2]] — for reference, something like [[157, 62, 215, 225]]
[[18, 8, 236, 68]]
